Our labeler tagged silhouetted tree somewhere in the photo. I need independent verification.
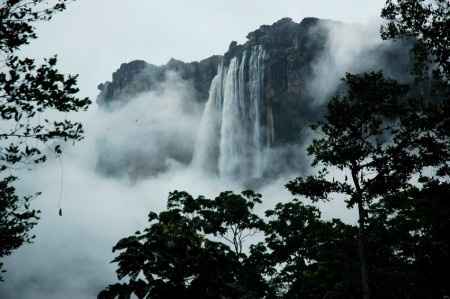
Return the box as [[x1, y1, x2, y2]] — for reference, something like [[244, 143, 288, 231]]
[[381, 1, 449, 297], [286, 72, 410, 299], [263, 199, 360, 299], [0, 0, 90, 279], [101, 190, 370, 299], [99, 191, 271, 299], [381, 0, 449, 82]]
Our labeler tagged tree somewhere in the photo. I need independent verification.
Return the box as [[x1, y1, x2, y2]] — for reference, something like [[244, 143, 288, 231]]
[[381, 1, 449, 297], [264, 199, 360, 299], [381, 0, 449, 83], [102, 190, 373, 299], [99, 191, 271, 299], [283, 2, 450, 293], [0, 0, 90, 279], [281, 2, 450, 296], [286, 72, 411, 299], [379, 96, 450, 298]]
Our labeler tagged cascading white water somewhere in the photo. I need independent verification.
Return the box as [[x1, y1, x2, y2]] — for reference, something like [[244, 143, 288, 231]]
[[219, 57, 244, 177], [248, 46, 266, 177], [193, 45, 269, 179], [191, 65, 224, 172]]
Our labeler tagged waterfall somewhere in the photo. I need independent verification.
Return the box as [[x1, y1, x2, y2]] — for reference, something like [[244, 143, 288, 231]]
[[248, 46, 266, 177], [193, 45, 268, 179], [191, 65, 224, 172]]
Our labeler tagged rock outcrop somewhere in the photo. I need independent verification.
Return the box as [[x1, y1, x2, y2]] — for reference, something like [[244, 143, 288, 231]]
[[97, 55, 221, 109]]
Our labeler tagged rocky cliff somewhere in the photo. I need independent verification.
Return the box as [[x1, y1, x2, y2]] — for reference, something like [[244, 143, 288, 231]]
[[221, 17, 411, 144], [97, 55, 221, 109], [98, 17, 411, 138], [96, 17, 412, 180]]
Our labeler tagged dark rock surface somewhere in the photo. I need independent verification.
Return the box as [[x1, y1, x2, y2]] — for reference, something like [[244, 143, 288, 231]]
[[222, 17, 412, 145], [97, 17, 411, 116], [97, 55, 221, 109]]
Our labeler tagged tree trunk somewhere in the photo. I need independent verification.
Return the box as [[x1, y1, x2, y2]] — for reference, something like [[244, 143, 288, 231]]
[[352, 165, 371, 299], [357, 201, 370, 299], [430, 193, 442, 299]]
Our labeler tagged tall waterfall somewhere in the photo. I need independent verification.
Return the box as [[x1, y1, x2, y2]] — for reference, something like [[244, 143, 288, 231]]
[[193, 45, 271, 179]]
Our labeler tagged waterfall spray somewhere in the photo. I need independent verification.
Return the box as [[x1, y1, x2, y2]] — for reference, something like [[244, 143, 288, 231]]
[[193, 45, 268, 179]]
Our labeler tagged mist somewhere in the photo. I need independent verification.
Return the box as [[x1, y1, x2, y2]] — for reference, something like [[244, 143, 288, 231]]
[[307, 18, 412, 104], [0, 18, 405, 299]]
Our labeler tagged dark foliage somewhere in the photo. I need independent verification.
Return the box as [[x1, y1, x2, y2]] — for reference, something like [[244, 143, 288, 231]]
[[99, 191, 272, 299], [0, 0, 90, 279], [381, 0, 450, 83], [101, 190, 371, 299]]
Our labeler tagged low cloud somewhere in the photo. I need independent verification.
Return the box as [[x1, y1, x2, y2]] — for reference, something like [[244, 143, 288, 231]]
[[307, 19, 412, 105], [0, 72, 321, 298]]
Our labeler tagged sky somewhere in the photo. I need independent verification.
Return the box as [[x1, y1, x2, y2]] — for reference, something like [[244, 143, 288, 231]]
[[25, 0, 388, 99], [2, 1, 392, 298]]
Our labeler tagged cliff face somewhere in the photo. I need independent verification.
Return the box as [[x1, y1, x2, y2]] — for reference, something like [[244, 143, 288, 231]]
[[223, 17, 329, 145], [97, 55, 221, 109], [222, 17, 411, 144], [97, 17, 411, 138], [96, 17, 412, 179]]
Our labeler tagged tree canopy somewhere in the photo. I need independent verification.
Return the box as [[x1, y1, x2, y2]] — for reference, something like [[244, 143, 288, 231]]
[[381, 0, 450, 83]]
